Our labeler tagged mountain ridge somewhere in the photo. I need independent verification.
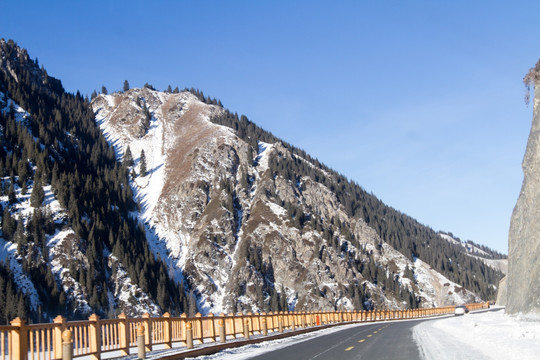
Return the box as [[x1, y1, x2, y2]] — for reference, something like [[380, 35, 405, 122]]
[[91, 85, 498, 314], [0, 39, 504, 323]]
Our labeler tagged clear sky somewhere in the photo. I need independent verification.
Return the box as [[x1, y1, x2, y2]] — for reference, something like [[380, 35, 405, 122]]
[[2, 0, 538, 254]]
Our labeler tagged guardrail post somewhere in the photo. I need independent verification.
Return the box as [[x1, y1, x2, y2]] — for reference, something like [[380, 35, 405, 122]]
[[118, 313, 129, 356], [195, 313, 203, 344], [142, 313, 152, 352], [10, 317, 28, 360], [218, 317, 226, 343], [262, 317, 268, 336], [247, 312, 254, 336], [62, 330, 73, 360], [228, 313, 236, 338], [207, 313, 215, 342], [186, 323, 193, 349], [243, 318, 250, 339], [53, 315, 66, 360], [88, 314, 101, 360], [163, 312, 172, 349], [180, 313, 187, 345], [137, 324, 145, 359]]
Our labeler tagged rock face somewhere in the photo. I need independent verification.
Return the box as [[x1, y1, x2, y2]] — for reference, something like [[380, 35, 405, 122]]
[[506, 82, 540, 314], [496, 276, 507, 306]]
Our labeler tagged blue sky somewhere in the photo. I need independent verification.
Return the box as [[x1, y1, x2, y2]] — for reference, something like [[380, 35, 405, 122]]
[[2, 0, 538, 253]]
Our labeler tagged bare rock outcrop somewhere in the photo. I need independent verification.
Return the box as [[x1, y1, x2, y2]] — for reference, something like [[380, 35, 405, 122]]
[[506, 67, 540, 314], [496, 276, 507, 306]]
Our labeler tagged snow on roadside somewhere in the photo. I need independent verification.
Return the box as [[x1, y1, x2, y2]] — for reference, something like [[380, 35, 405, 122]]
[[413, 308, 540, 360]]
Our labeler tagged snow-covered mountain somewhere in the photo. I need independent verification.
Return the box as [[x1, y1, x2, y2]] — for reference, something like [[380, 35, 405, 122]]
[[1, 39, 503, 323], [91, 88, 482, 313]]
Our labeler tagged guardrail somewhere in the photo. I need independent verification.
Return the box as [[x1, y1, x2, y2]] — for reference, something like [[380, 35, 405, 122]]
[[1, 302, 490, 360]]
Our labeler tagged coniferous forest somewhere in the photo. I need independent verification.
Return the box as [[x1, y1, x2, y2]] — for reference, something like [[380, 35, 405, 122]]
[[0, 39, 189, 323], [210, 108, 504, 302]]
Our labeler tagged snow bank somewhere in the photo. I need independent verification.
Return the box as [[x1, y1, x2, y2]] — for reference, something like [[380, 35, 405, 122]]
[[413, 308, 540, 359]]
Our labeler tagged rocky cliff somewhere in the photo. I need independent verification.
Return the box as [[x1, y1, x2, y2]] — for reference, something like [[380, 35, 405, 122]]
[[506, 68, 540, 314]]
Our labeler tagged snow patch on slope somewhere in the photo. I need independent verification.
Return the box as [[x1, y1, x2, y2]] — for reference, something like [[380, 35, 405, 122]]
[[93, 89, 230, 287], [413, 257, 479, 306], [0, 91, 31, 124]]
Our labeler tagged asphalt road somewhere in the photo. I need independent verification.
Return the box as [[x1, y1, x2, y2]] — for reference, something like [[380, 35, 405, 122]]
[[247, 319, 427, 360]]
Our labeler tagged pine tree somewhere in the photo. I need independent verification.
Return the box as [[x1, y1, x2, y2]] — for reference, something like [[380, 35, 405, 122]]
[[188, 291, 198, 316], [124, 146, 133, 167], [123, 80, 130, 92], [2, 207, 15, 240], [14, 220, 26, 253], [101, 86, 108, 95], [139, 150, 147, 176], [30, 176, 45, 208], [17, 159, 30, 185], [270, 289, 279, 311], [279, 285, 288, 311], [142, 105, 151, 130]]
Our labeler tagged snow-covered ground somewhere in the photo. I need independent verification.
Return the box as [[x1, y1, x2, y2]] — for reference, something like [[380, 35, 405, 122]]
[[414, 307, 540, 359]]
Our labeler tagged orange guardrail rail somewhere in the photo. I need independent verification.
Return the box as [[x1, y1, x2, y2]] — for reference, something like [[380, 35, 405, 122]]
[[1, 302, 490, 360]]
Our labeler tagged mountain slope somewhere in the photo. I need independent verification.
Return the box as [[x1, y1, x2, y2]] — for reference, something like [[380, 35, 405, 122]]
[[0, 39, 189, 322], [92, 87, 494, 314], [0, 39, 504, 323]]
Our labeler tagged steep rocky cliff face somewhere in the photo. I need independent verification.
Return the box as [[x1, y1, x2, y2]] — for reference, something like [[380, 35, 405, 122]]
[[506, 80, 540, 315], [92, 88, 480, 314]]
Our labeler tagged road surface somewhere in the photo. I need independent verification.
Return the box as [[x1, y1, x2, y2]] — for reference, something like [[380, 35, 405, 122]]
[[248, 319, 427, 360]]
